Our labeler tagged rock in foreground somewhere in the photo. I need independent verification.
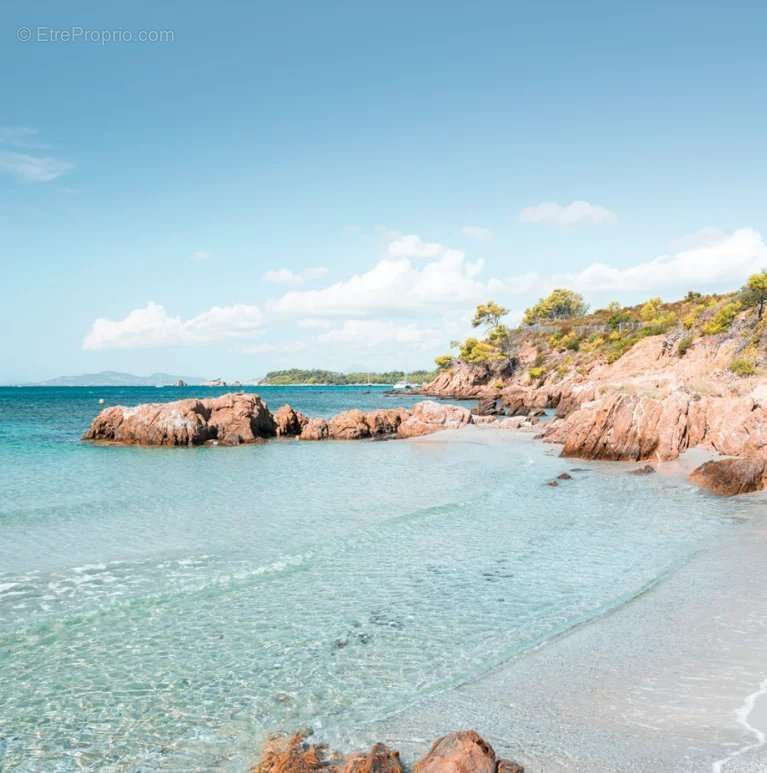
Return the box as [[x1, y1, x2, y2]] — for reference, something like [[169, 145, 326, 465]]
[[251, 730, 523, 773], [413, 730, 497, 773], [689, 457, 767, 496]]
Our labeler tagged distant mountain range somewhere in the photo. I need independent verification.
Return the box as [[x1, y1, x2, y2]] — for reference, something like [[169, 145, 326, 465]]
[[30, 371, 207, 387]]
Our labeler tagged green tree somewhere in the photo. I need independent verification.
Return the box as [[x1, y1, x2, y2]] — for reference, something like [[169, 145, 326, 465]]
[[434, 354, 453, 370], [639, 297, 663, 321], [523, 289, 589, 325], [743, 271, 767, 319], [471, 301, 508, 330], [459, 337, 502, 364], [486, 323, 513, 355]]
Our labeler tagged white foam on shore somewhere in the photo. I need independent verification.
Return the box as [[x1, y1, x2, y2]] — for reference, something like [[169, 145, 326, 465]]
[[712, 676, 767, 773]]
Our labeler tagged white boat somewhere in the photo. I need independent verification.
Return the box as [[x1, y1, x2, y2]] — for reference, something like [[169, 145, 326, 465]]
[[392, 380, 417, 391]]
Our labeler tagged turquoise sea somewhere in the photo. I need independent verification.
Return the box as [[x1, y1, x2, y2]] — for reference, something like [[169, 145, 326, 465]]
[[0, 386, 753, 771]]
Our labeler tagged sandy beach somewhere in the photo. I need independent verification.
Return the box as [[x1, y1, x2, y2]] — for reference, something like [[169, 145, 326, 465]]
[[339, 458, 767, 773]]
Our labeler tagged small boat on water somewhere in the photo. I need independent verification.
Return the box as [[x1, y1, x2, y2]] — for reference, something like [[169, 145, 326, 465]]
[[392, 380, 418, 391]]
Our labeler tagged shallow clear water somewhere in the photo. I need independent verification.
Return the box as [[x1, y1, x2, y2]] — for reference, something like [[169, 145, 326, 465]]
[[0, 387, 743, 771]]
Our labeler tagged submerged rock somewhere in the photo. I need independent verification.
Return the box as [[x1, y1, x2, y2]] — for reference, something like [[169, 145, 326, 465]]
[[689, 457, 767, 496], [557, 472, 573, 480], [629, 464, 656, 475]]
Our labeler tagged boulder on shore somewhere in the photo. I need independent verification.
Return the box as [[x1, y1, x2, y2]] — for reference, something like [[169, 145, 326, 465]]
[[397, 401, 473, 438], [413, 730, 519, 773], [689, 457, 767, 496]]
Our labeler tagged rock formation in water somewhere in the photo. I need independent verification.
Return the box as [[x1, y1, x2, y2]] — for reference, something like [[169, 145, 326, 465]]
[[83, 396, 475, 446], [273, 405, 310, 437], [250, 730, 523, 773], [82, 393, 276, 446], [689, 457, 767, 496]]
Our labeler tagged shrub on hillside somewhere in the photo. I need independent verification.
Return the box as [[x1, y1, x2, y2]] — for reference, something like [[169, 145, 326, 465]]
[[730, 358, 757, 377], [677, 335, 694, 357], [702, 301, 741, 335]]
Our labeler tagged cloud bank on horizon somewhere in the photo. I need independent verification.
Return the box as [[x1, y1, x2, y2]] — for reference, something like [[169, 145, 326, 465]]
[[81, 226, 767, 357]]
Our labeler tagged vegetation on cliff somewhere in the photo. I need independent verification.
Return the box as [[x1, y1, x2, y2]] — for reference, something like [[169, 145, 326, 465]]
[[433, 272, 767, 386], [259, 369, 437, 385]]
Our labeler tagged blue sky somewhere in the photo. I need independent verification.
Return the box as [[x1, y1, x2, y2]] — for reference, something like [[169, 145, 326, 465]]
[[2, 0, 766, 382]]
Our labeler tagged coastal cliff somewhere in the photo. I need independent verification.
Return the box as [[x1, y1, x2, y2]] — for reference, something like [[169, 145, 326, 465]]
[[421, 288, 767, 495]]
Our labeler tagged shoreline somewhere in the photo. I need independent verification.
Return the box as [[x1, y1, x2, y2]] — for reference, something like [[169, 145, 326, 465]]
[[319, 485, 767, 772]]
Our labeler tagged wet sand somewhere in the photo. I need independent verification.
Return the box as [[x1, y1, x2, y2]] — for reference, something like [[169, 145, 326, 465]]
[[335, 445, 767, 772]]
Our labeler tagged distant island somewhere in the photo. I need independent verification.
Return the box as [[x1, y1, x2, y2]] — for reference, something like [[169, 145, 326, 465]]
[[259, 369, 437, 385], [30, 371, 206, 387]]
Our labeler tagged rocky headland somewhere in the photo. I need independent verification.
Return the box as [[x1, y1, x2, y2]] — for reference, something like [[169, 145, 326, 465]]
[[419, 288, 767, 496]]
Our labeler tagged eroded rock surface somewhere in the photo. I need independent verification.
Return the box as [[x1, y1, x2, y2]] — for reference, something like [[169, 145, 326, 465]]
[[299, 418, 330, 441], [412, 731, 498, 773], [274, 405, 309, 437], [83, 395, 445, 446], [82, 393, 274, 446]]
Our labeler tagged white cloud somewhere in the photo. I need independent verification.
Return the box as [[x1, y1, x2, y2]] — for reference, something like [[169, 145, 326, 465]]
[[461, 225, 493, 240], [519, 200, 617, 226], [0, 127, 49, 149], [243, 340, 307, 354], [297, 318, 333, 329], [667, 227, 727, 252], [497, 228, 767, 298], [82, 302, 264, 350], [272, 237, 490, 318], [192, 250, 210, 262], [263, 266, 329, 285], [318, 319, 442, 350], [0, 151, 74, 183], [386, 234, 444, 259], [557, 228, 766, 293]]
